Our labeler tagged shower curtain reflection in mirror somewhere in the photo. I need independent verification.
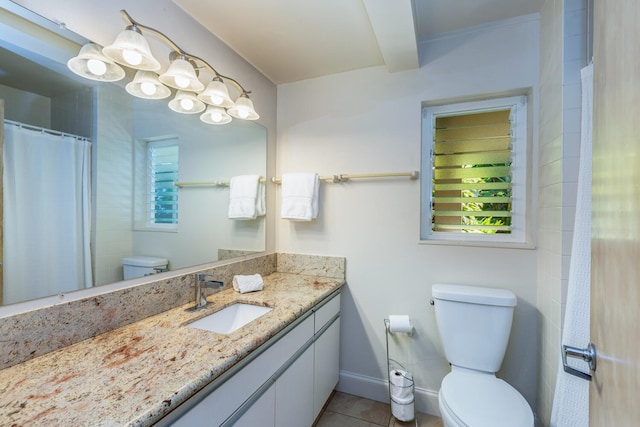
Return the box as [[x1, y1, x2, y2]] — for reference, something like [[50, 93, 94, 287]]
[[3, 123, 92, 305]]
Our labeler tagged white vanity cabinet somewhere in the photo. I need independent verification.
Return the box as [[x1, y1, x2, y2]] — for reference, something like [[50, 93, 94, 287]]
[[163, 291, 341, 427]]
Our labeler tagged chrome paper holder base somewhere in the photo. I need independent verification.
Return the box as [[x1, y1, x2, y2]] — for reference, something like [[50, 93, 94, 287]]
[[562, 342, 596, 381]]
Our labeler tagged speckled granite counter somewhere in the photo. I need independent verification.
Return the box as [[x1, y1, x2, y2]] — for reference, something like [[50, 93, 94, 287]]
[[0, 272, 344, 426]]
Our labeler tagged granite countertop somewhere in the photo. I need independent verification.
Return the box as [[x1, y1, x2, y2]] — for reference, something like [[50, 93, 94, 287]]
[[0, 272, 344, 427]]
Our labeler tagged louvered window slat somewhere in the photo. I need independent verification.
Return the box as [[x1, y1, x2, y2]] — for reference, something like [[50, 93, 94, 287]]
[[433, 182, 511, 191]]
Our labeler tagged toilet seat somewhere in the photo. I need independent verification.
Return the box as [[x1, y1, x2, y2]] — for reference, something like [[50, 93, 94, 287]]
[[439, 370, 533, 427]]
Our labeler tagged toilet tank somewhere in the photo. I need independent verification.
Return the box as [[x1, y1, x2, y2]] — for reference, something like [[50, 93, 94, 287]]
[[432, 284, 517, 373], [122, 256, 168, 280]]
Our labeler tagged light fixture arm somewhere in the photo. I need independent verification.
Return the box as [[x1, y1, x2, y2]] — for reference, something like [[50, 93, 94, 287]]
[[197, 62, 248, 96], [120, 9, 250, 96]]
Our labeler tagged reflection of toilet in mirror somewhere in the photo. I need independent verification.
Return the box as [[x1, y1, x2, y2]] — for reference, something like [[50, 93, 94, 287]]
[[432, 284, 534, 427], [122, 256, 169, 280]]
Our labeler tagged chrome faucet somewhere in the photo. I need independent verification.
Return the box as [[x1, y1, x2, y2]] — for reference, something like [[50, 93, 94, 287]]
[[193, 273, 224, 310]]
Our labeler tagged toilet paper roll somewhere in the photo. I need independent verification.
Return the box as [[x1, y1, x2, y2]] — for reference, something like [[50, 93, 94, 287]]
[[390, 369, 414, 400], [388, 315, 412, 333], [391, 394, 415, 422]]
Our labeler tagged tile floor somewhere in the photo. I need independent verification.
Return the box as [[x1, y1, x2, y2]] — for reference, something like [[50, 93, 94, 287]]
[[315, 391, 444, 427]]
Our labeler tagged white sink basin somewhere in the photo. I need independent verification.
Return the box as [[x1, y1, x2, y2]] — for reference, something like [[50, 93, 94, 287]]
[[188, 303, 272, 334]]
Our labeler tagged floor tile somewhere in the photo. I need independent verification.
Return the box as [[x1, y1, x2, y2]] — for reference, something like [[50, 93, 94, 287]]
[[388, 411, 444, 427], [316, 410, 384, 427], [326, 392, 391, 426], [316, 391, 443, 427]]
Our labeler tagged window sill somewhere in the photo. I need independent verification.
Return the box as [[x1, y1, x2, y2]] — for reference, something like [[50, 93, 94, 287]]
[[133, 226, 178, 233], [418, 239, 535, 250]]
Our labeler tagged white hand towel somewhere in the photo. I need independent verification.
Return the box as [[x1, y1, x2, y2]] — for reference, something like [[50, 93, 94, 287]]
[[255, 181, 266, 217], [280, 173, 319, 221], [228, 175, 260, 219], [232, 274, 264, 293]]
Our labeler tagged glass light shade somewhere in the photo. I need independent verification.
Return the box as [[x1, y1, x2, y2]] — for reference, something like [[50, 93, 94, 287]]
[[227, 94, 259, 120], [102, 27, 161, 71], [200, 106, 232, 125], [169, 90, 206, 114], [158, 58, 205, 92], [197, 78, 234, 108], [67, 43, 125, 82], [125, 71, 171, 99]]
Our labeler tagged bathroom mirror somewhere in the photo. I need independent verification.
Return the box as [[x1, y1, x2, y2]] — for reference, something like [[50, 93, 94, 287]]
[[0, 2, 266, 305]]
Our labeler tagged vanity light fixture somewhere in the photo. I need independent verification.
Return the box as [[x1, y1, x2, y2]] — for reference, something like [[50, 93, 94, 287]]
[[227, 93, 259, 120], [125, 70, 171, 99], [200, 105, 232, 125], [102, 24, 162, 71], [197, 77, 234, 108], [169, 90, 206, 114], [67, 42, 126, 82], [67, 10, 259, 123], [158, 53, 205, 93]]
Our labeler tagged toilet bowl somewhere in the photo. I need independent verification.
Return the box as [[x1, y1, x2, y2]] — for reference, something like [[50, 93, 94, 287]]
[[439, 368, 532, 427], [432, 284, 534, 427]]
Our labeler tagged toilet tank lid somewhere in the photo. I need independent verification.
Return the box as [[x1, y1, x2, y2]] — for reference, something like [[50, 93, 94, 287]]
[[432, 284, 516, 307], [122, 256, 168, 267]]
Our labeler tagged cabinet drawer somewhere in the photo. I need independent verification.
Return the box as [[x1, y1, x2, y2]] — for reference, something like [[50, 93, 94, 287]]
[[314, 293, 341, 334]]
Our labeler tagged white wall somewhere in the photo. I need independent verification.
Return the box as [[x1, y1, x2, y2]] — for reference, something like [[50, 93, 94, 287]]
[[277, 15, 540, 414]]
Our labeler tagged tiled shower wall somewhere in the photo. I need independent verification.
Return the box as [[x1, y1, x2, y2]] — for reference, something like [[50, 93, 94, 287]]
[[537, 0, 588, 423]]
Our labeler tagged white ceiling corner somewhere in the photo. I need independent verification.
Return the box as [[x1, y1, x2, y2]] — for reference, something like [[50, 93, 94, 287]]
[[172, 0, 385, 85], [361, 0, 419, 73]]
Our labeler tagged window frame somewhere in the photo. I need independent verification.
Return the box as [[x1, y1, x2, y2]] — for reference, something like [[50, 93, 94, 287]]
[[146, 139, 179, 229], [133, 136, 179, 232], [420, 95, 531, 247]]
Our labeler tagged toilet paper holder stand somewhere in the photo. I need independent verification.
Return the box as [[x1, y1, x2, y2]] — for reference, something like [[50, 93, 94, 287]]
[[384, 318, 417, 424]]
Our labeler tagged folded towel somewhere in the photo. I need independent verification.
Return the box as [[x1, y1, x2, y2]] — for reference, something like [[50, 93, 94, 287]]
[[280, 173, 319, 221], [255, 180, 266, 217], [233, 274, 264, 293], [228, 175, 261, 220]]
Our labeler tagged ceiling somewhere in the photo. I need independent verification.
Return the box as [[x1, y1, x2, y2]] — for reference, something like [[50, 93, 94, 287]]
[[0, 0, 544, 96], [172, 0, 544, 85]]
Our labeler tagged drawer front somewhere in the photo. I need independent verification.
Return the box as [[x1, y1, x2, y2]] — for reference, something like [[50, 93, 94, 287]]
[[314, 293, 341, 334]]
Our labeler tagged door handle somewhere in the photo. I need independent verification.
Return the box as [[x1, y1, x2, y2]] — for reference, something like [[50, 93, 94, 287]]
[[562, 342, 597, 381]]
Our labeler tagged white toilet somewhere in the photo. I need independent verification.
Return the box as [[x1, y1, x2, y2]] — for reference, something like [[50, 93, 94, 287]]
[[122, 256, 169, 280], [432, 284, 534, 427]]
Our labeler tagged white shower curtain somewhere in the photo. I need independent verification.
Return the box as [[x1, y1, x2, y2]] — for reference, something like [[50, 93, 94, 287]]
[[550, 63, 593, 426], [3, 124, 92, 304]]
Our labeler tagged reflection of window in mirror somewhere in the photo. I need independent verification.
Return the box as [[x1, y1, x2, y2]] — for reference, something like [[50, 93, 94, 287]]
[[134, 136, 179, 231]]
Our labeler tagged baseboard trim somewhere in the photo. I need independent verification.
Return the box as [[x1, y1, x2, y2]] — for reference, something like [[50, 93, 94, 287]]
[[336, 370, 441, 417]]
